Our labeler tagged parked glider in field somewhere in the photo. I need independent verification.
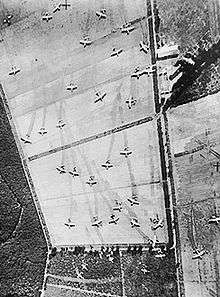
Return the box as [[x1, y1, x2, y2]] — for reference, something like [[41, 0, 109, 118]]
[[208, 215, 220, 224], [80, 36, 92, 48], [9, 66, 21, 76], [101, 159, 113, 170], [53, 3, 62, 13], [86, 176, 97, 186], [130, 217, 140, 228], [126, 96, 137, 109], [42, 12, 53, 22], [109, 214, 119, 224], [65, 218, 75, 228], [66, 82, 78, 92], [94, 91, 107, 103], [139, 41, 149, 53], [131, 66, 155, 79], [96, 9, 107, 19], [21, 135, 31, 144], [120, 146, 132, 157], [56, 165, 66, 174], [150, 214, 164, 230], [113, 201, 122, 212], [38, 127, 47, 135], [3, 14, 13, 25], [192, 249, 206, 260], [92, 216, 102, 227], [121, 23, 135, 35], [127, 194, 139, 206], [110, 47, 123, 57], [69, 167, 80, 177], [56, 119, 66, 129]]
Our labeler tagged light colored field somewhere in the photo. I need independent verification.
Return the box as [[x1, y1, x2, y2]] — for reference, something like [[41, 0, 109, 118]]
[[44, 285, 106, 297], [168, 92, 220, 297], [14, 70, 154, 158], [28, 120, 167, 246], [1, 0, 168, 247]]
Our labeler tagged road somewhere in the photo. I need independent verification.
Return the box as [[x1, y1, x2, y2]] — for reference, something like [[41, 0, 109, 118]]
[[146, 0, 184, 296], [28, 115, 155, 162]]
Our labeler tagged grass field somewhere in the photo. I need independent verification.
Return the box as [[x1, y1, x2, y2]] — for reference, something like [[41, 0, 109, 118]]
[[168, 92, 220, 297]]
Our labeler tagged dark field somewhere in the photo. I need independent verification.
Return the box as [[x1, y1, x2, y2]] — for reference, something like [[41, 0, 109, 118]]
[[157, 0, 211, 53], [0, 89, 47, 297], [45, 247, 177, 297], [156, 0, 220, 109]]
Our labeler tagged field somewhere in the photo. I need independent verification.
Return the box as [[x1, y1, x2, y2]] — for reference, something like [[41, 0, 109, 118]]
[[0, 88, 47, 296], [28, 119, 167, 246], [157, 0, 211, 52], [1, 0, 170, 248], [168, 92, 220, 297], [44, 248, 177, 297], [157, 0, 220, 109]]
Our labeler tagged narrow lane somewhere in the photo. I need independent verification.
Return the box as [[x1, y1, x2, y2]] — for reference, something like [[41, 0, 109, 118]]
[[146, 0, 185, 296], [28, 115, 154, 162]]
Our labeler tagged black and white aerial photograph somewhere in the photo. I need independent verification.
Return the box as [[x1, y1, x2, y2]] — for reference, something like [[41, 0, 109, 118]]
[[0, 0, 219, 296]]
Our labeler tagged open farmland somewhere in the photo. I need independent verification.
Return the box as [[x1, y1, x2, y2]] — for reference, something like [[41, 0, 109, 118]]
[[168, 92, 220, 297]]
